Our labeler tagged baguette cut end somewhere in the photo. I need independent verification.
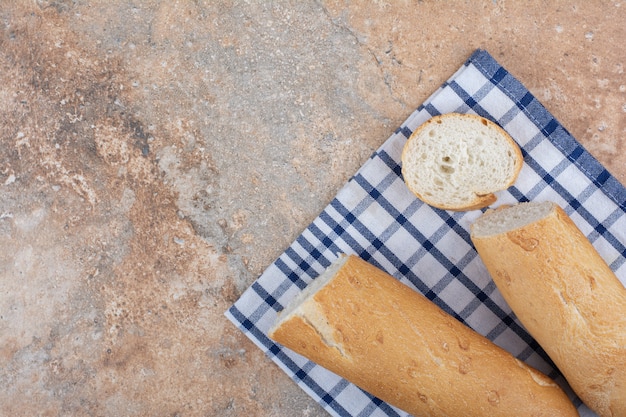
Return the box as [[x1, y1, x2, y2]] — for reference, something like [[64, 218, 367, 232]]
[[470, 201, 555, 237]]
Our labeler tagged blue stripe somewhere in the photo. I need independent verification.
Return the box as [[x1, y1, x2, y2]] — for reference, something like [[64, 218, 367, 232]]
[[448, 80, 489, 116], [375, 149, 403, 177], [307, 220, 344, 254], [251, 281, 282, 312], [274, 256, 308, 290], [395, 125, 413, 138], [423, 102, 441, 117]]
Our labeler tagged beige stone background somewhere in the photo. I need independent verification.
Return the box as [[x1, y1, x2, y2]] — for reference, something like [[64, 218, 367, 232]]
[[0, 1, 624, 416]]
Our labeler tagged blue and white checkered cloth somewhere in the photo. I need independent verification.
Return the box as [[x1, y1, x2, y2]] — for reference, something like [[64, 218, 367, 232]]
[[225, 49, 626, 417]]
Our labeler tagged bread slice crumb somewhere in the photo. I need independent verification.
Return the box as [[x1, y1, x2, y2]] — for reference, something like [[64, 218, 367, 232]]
[[401, 113, 523, 211]]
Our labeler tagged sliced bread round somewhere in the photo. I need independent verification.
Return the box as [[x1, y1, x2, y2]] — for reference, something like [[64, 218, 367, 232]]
[[401, 113, 523, 211]]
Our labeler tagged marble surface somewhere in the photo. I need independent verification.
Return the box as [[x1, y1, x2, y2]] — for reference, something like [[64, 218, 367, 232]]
[[0, 1, 624, 416]]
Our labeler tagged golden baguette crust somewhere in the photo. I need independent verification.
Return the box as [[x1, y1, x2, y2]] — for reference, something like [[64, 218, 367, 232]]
[[269, 255, 578, 417], [471, 202, 626, 417]]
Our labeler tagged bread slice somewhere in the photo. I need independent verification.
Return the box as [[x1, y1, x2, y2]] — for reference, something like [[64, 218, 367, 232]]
[[471, 201, 626, 417], [401, 113, 523, 211], [269, 254, 579, 417]]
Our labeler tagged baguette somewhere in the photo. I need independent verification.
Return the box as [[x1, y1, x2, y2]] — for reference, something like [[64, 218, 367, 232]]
[[470, 201, 626, 417], [401, 113, 523, 211], [269, 254, 578, 416]]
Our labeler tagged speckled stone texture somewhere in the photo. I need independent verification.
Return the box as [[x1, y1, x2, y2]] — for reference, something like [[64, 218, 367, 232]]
[[0, 1, 624, 416]]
